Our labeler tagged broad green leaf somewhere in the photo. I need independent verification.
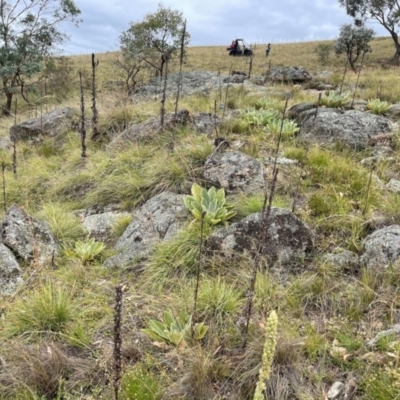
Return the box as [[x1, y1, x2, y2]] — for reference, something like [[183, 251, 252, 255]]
[[148, 320, 167, 338], [141, 328, 163, 342], [191, 183, 203, 201], [166, 331, 184, 345], [163, 310, 174, 328]]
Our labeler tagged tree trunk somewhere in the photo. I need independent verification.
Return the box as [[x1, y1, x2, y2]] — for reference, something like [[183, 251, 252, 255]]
[[160, 57, 165, 78], [387, 29, 400, 64], [2, 91, 12, 116], [392, 33, 400, 64]]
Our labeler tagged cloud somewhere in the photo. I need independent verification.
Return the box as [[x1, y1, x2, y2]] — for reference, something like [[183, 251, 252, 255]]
[[58, 0, 389, 54]]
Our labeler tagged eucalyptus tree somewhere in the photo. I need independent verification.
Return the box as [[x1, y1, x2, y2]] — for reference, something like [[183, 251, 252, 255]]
[[119, 3, 190, 77], [0, 0, 81, 115], [334, 22, 375, 70], [339, 0, 400, 63]]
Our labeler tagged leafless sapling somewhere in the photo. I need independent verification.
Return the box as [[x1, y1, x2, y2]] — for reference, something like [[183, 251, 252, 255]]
[[192, 211, 206, 333], [241, 95, 291, 348], [160, 54, 170, 129], [2, 162, 6, 212], [222, 64, 233, 118], [91, 53, 100, 141], [339, 58, 349, 95], [113, 283, 124, 400], [174, 19, 186, 115], [350, 50, 366, 108], [79, 71, 86, 158]]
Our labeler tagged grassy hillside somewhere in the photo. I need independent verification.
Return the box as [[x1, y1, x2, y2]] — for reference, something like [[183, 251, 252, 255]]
[[0, 37, 400, 399]]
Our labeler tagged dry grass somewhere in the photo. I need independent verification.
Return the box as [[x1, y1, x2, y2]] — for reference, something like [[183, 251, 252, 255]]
[[0, 37, 400, 399]]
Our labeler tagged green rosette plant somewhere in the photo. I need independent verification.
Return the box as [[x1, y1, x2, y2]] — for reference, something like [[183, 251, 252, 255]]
[[183, 183, 236, 225]]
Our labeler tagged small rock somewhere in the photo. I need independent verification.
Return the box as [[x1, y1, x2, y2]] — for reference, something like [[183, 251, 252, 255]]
[[203, 151, 265, 195], [361, 225, 400, 269], [264, 156, 298, 166], [10, 107, 79, 141], [386, 178, 400, 193], [327, 381, 345, 399], [0, 205, 57, 265]]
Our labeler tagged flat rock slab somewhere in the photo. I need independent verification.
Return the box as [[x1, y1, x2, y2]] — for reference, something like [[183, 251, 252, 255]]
[[0, 205, 57, 265], [203, 151, 265, 195], [265, 66, 312, 83], [103, 192, 188, 268], [206, 208, 313, 266], [361, 225, 400, 269], [131, 71, 229, 100], [10, 107, 79, 141], [299, 109, 392, 150], [323, 250, 359, 270], [0, 243, 23, 296], [82, 211, 131, 243]]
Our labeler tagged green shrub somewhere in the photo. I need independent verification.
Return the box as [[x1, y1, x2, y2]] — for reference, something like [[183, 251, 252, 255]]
[[314, 43, 332, 64], [239, 108, 279, 128], [266, 118, 299, 140], [254, 97, 281, 111], [142, 309, 208, 347], [197, 278, 244, 319], [367, 98, 392, 115], [73, 238, 105, 264], [183, 183, 236, 225], [320, 90, 350, 108], [121, 366, 163, 400]]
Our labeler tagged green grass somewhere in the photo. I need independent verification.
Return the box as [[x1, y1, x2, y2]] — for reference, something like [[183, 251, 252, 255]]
[[144, 222, 212, 287], [6, 283, 80, 337], [2, 37, 400, 398], [197, 277, 245, 322], [120, 366, 163, 400], [37, 203, 85, 249]]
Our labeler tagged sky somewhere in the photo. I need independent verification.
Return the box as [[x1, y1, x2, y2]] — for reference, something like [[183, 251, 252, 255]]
[[59, 0, 390, 55]]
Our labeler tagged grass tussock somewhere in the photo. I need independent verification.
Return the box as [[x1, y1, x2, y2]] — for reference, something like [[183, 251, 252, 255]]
[[5, 283, 81, 338]]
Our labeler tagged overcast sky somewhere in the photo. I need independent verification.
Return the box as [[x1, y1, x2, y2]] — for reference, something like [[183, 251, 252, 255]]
[[59, 0, 389, 55]]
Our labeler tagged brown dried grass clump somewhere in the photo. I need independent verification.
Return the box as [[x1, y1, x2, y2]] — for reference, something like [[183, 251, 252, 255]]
[[0, 342, 106, 398]]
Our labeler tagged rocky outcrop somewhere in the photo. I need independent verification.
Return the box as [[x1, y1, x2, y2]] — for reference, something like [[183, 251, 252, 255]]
[[386, 104, 400, 119], [298, 109, 392, 150], [361, 225, 400, 269], [0, 205, 57, 265], [130, 71, 267, 102], [103, 192, 188, 268], [82, 211, 131, 243], [0, 243, 23, 296], [345, 100, 368, 112], [265, 66, 312, 83], [288, 102, 317, 123], [386, 179, 400, 193], [131, 71, 229, 100], [10, 107, 79, 142], [323, 250, 359, 271], [108, 110, 220, 148], [203, 151, 265, 195], [0, 137, 13, 151], [205, 208, 313, 266], [223, 75, 246, 84]]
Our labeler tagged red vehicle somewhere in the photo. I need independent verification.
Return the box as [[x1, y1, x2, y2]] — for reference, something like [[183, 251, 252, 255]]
[[227, 39, 252, 56]]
